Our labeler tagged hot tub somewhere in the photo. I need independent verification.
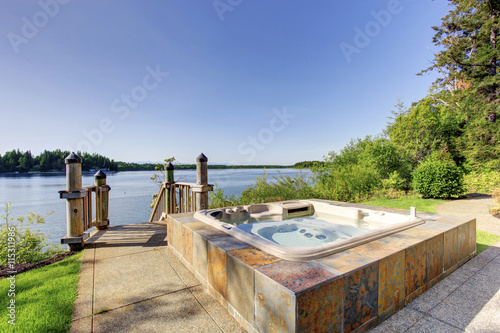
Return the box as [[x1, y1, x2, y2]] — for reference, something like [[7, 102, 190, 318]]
[[193, 199, 424, 261]]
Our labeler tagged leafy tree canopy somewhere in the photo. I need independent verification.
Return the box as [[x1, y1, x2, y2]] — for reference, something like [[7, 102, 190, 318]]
[[386, 97, 463, 165], [421, 0, 500, 168], [0, 149, 118, 173]]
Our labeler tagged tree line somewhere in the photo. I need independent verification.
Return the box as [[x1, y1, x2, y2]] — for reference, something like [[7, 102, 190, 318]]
[[0, 149, 300, 173], [0, 149, 118, 173], [118, 161, 295, 171]]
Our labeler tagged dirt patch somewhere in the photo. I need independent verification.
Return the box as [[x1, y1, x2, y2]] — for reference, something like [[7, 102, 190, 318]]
[[0, 251, 78, 279]]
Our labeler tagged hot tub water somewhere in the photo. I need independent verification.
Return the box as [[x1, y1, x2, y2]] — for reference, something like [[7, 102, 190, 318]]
[[237, 215, 370, 247], [194, 199, 424, 261]]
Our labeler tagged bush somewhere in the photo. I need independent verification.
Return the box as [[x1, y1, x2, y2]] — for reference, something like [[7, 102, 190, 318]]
[[209, 184, 239, 208], [0, 203, 62, 265], [490, 188, 500, 215], [464, 170, 500, 194], [412, 157, 465, 199], [209, 172, 316, 208], [314, 164, 381, 202], [239, 171, 316, 205]]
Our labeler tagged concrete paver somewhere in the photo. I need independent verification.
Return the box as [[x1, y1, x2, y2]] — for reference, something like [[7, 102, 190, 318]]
[[93, 250, 187, 311], [71, 222, 244, 333], [93, 290, 224, 333]]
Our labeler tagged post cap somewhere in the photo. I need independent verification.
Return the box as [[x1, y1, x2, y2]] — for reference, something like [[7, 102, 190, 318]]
[[65, 152, 82, 164], [94, 170, 107, 179], [165, 162, 175, 170], [196, 153, 208, 162]]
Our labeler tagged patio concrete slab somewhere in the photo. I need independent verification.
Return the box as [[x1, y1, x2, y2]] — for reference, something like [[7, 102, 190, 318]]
[[407, 316, 463, 333], [93, 290, 223, 333], [189, 285, 247, 333], [93, 249, 187, 311], [158, 247, 200, 288], [369, 307, 424, 333], [72, 244, 95, 321], [71, 222, 244, 333], [71, 316, 92, 333]]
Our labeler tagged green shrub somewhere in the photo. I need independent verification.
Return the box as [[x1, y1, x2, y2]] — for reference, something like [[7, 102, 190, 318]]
[[381, 171, 405, 190], [490, 188, 500, 215], [239, 171, 316, 205], [369, 171, 410, 199], [412, 157, 465, 199], [209, 172, 316, 208], [464, 170, 500, 194], [314, 164, 381, 202], [209, 184, 239, 208], [0, 203, 62, 264]]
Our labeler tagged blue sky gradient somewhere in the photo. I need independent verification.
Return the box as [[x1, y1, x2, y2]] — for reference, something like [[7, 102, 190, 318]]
[[0, 0, 450, 164]]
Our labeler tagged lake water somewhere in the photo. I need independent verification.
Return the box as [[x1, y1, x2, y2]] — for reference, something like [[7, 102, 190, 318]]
[[0, 168, 306, 247]]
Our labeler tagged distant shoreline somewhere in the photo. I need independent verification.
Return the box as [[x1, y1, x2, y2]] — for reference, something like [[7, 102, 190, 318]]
[[117, 164, 295, 171], [0, 165, 303, 175], [1, 149, 321, 173]]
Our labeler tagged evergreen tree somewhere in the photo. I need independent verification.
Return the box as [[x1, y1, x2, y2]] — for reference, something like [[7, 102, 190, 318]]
[[18, 150, 33, 172], [421, 0, 500, 168]]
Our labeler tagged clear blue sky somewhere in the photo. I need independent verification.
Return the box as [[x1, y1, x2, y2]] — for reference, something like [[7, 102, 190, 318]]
[[0, 0, 450, 165]]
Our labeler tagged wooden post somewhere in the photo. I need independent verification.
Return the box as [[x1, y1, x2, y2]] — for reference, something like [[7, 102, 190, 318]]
[[60, 152, 86, 251], [165, 162, 175, 214], [195, 153, 209, 210], [94, 170, 110, 230]]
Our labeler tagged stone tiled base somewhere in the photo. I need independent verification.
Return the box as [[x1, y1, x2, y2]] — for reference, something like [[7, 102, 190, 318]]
[[167, 203, 476, 333]]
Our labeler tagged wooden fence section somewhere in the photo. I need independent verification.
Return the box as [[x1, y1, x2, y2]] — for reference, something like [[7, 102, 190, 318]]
[[149, 154, 213, 222], [80, 184, 110, 231], [82, 185, 95, 232], [59, 153, 110, 251], [149, 182, 167, 222]]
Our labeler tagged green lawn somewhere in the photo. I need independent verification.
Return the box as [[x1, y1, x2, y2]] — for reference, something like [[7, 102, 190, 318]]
[[362, 196, 447, 213], [0, 251, 83, 332], [476, 230, 500, 254], [362, 196, 500, 254]]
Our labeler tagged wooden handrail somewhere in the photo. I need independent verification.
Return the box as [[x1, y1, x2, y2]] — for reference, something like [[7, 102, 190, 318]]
[[149, 182, 167, 223], [60, 153, 111, 250], [148, 181, 213, 222]]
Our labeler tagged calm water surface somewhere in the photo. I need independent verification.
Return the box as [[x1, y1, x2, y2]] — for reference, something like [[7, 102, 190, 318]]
[[0, 169, 306, 246]]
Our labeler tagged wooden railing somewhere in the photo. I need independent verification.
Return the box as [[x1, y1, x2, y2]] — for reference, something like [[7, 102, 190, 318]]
[[149, 154, 213, 222], [149, 182, 167, 222], [59, 153, 110, 250], [79, 184, 110, 231], [82, 185, 95, 232]]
